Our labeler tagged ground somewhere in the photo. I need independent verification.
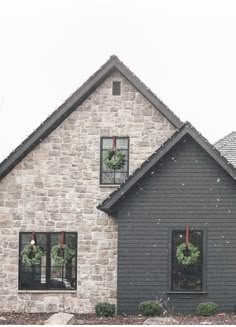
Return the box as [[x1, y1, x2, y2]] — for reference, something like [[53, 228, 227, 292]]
[[1, 313, 236, 325]]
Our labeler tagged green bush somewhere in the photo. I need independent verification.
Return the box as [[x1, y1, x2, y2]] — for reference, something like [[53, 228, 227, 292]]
[[95, 302, 116, 317], [139, 300, 162, 316], [196, 302, 218, 316]]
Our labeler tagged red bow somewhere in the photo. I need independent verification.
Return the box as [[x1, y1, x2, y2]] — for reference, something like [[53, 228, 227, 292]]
[[112, 136, 116, 150], [186, 225, 189, 249], [60, 231, 64, 247]]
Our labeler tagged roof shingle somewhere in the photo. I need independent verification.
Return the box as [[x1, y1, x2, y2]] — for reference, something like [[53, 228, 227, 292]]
[[215, 132, 236, 168]]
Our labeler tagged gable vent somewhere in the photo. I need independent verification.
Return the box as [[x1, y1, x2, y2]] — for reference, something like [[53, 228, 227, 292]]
[[112, 81, 121, 96]]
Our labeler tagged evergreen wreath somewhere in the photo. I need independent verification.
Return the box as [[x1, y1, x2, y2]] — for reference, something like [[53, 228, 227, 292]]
[[51, 244, 75, 266], [21, 244, 43, 266], [176, 242, 200, 266], [104, 149, 125, 170]]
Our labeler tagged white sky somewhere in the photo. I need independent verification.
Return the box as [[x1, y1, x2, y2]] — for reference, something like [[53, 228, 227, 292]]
[[1, 0, 236, 161]]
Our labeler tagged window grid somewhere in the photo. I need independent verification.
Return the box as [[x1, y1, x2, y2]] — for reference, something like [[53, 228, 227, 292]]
[[19, 232, 77, 291], [171, 230, 203, 291], [100, 137, 129, 185]]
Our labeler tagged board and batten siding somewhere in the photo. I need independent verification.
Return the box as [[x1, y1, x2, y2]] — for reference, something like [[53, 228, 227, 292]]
[[116, 134, 236, 314]]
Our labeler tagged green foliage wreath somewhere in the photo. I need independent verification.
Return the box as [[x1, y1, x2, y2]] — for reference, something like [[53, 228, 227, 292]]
[[51, 244, 75, 266], [21, 245, 43, 266], [176, 242, 200, 266], [104, 149, 125, 170]]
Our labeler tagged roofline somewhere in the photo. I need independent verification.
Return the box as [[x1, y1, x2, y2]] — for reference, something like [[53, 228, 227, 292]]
[[0, 55, 182, 181], [98, 122, 236, 214]]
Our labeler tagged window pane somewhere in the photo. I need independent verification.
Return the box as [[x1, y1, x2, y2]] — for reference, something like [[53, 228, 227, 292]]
[[114, 172, 128, 184], [102, 139, 113, 149], [102, 150, 114, 172], [50, 232, 76, 290], [101, 172, 114, 184], [116, 161, 128, 172], [116, 138, 128, 149], [172, 230, 203, 291], [19, 233, 47, 290]]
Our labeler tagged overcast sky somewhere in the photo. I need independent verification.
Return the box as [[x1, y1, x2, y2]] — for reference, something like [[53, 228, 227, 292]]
[[1, 0, 236, 161]]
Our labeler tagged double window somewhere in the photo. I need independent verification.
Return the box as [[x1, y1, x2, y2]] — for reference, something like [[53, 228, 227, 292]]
[[171, 230, 203, 291], [19, 232, 77, 290], [100, 137, 129, 185]]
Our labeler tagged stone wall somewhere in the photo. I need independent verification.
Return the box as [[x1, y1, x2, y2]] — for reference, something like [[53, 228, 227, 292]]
[[0, 70, 176, 313]]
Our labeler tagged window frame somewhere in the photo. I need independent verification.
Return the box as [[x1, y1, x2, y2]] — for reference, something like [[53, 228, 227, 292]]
[[100, 136, 129, 185], [168, 226, 207, 294], [18, 232, 77, 291]]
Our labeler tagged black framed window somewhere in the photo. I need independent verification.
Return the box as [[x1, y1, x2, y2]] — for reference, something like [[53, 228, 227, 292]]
[[19, 232, 77, 290], [171, 230, 203, 291], [112, 81, 121, 95], [100, 137, 129, 185]]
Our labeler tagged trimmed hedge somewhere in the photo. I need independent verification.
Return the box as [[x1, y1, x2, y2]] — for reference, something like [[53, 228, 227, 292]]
[[196, 302, 218, 316], [95, 302, 116, 317], [139, 300, 162, 316]]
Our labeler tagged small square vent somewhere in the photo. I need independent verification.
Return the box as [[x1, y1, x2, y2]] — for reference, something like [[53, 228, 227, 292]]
[[112, 81, 121, 96]]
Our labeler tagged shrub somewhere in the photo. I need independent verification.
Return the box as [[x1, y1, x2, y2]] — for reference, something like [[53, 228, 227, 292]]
[[196, 302, 218, 316], [95, 302, 116, 317], [139, 300, 162, 316]]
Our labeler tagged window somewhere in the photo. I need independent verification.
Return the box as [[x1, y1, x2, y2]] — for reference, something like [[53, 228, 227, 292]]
[[171, 230, 203, 291], [100, 137, 129, 185], [19, 232, 77, 290], [112, 81, 121, 95]]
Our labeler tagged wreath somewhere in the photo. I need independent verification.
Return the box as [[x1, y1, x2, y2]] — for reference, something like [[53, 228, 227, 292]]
[[176, 242, 200, 266], [104, 149, 125, 170], [21, 244, 43, 266], [51, 244, 75, 266]]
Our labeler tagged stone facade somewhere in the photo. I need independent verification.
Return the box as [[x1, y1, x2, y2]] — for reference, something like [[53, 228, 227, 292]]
[[0, 70, 176, 313]]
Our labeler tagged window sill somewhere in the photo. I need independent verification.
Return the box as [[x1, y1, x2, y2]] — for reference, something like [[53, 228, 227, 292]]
[[18, 290, 77, 294], [99, 184, 120, 188], [167, 291, 207, 295]]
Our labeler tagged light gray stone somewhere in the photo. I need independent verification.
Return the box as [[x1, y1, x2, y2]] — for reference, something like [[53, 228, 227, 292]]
[[44, 313, 75, 325], [0, 70, 175, 313], [144, 317, 179, 325]]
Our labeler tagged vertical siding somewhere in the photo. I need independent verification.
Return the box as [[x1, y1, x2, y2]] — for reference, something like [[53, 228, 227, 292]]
[[117, 134, 236, 314]]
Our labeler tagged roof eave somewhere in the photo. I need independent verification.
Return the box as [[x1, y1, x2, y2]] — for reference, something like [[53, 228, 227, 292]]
[[98, 123, 236, 213]]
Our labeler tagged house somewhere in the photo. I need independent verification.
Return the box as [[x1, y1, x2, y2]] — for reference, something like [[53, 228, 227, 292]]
[[0, 55, 236, 314]]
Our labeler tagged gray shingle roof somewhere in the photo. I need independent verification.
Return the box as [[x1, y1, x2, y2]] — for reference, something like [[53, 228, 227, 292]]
[[215, 132, 236, 168]]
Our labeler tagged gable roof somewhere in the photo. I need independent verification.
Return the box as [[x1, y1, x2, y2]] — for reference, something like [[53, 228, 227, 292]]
[[214, 132, 236, 168], [98, 122, 236, 214], [0, 55, 182, 181]]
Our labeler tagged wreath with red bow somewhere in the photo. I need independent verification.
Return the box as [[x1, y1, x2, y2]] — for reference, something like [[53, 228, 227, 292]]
[[103, 137, 125, 170], [176, 226, 200, 266]]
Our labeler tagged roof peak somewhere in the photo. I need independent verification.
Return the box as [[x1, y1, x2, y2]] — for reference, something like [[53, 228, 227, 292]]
[[0, 55, 182, 181], [110, 54, 119, 59], [98, 123, 236, 213]]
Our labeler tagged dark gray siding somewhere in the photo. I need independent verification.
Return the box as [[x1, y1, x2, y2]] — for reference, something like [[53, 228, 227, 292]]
[[116, 135, 236, 314]]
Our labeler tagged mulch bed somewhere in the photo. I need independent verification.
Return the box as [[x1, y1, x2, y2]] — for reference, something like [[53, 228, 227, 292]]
[[1, 312, 236, 325]]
